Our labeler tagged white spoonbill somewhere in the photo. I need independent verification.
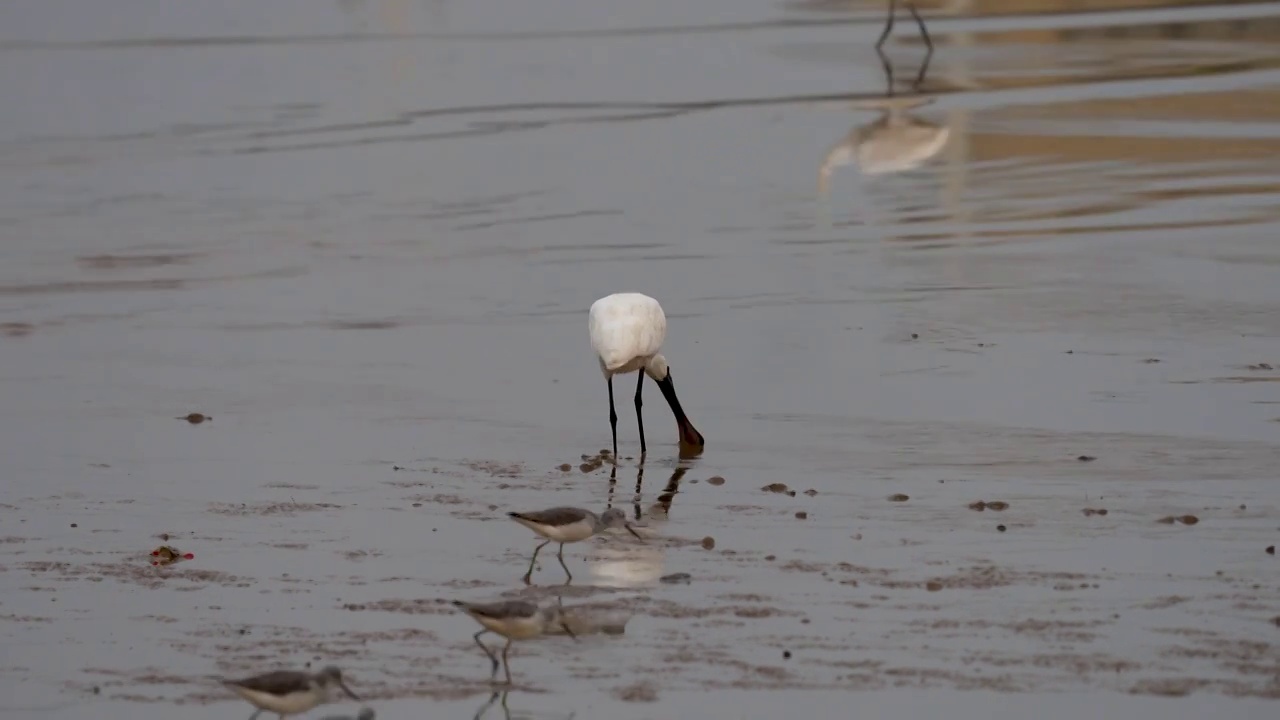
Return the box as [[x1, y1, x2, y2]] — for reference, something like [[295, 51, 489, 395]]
[[588, 292, 704, 457]]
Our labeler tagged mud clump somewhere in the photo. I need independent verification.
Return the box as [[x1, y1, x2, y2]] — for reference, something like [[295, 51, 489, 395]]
[[707, 476, 725, 486], [925, 581, 943, 592], [795, 511, 808, 520], [969, 500, 1008, 511], [613, 680, 658, 702], [659, 573, 692, 584], [762, 483, 791, 495], [1, 322, 35, 337], [1267, 546, 1275, 555], [578, 452, 608, 473], [1157, 515, 1199, 526], [1082, 508, 1109, 517], [997, 525, 1007, 532], [179, 413, 209, 424], [888, 494, 909, 503], [208, 502, 340, 517], [1077, 455, 1096, 462], [558, 463, 572, 472], [701, 536, 716, 550], [804, 489, 817, 496], [465, 460, 524, 478]]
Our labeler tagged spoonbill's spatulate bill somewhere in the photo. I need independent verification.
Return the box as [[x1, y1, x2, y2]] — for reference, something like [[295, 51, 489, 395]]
[[588, 292, 704, 458]]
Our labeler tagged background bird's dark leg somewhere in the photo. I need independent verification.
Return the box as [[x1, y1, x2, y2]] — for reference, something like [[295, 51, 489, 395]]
[[906, 2, 933, 53], [522, 540, 550, 584], [248, 711, 262, 720], [634, 370, 646, 455], [907, 3, 933, 91], [501, 639, 514, 684], [607, 376, 618, 460], [877, 42, 895, 96], [556, 542, 572, 583], [473, 630, 499, 677], [876, 0, 898, 50]]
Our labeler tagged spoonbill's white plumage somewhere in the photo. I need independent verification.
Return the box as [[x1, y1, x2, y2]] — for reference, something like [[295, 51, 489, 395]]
[[588, 293, 704, 457]]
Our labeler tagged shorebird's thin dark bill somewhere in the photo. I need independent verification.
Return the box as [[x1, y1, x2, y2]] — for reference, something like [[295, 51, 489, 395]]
[[338, 680, 360, 701], [624, 523, 644, 542]]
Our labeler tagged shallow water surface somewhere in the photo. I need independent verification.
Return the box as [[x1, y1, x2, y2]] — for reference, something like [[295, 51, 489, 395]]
[[2, 0, 1280, 718]]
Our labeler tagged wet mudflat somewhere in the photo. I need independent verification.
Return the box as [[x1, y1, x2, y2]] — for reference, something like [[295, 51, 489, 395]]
[[3, 0, 1280, 718]]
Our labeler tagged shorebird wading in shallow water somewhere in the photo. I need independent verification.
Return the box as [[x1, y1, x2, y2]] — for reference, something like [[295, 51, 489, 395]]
[[452, 599, 576, 684], [509, 506, 644, 584], [588, 292, 705, 458], [221, 665, 360, 720]]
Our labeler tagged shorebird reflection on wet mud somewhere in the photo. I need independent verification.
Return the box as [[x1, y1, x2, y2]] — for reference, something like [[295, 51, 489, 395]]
[[221, 665, 360, 720], [472, 689, 576, 720], [818, 51, 948, 198], [818, 95, 950, 195], [509, 506, 645, 584], [452, 598, 576, 684], [473, 690, 511, 720], [589, 292, 705, 460]]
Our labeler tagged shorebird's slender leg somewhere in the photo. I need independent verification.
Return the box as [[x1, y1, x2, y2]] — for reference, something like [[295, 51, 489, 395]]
[[522, 540, 550, 584], [909, 4, 933, 90], [247, 711, 262, 720], [876, 0, 898, 50], [906, 2, 933, 53], [501, 639, 514, 685], [473, 630, 499, 677], [556, 542, 572, 583]]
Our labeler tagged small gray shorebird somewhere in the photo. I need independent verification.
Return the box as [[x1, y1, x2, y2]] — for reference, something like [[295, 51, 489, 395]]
[[452, 599, 576, 684], [508, 506, 644, 584], [221, 665, 360, 720]]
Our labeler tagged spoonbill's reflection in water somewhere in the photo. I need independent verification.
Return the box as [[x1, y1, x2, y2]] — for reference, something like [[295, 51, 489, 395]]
[[591, 462, 690, 588]]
